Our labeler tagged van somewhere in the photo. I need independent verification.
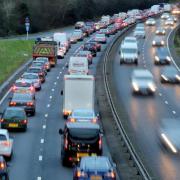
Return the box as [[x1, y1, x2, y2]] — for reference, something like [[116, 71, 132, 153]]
[[68, 57, 88, 75]]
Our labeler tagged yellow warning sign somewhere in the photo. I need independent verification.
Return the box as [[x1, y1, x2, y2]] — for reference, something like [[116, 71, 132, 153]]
[[35, 47, 52, 55]]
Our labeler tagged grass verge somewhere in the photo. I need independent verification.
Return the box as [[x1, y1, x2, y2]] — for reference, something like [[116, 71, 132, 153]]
[[0, 40, 34, 85], [174, 28, 180, 55]]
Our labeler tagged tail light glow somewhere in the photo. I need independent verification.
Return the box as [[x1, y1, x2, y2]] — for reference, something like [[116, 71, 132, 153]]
[[64, 137, 68, 150], [9, 102, 16, 106], [99, 136, 102, 149], [27, 102, 33, 106], [0, 162, 5, 169]]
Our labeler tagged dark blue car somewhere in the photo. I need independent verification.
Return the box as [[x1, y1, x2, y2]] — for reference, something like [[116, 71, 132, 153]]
[[73, 156, 116, 180]]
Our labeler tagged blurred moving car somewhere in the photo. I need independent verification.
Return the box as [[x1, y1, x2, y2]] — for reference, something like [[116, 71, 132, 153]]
[[35, 57, 50, 72], [0, 129, 13, 160], [155, 28, 166, 35], [0, 156, 9, 179], [68, 109, 98, 123], [159, 118, 180, 154], [73, 156, 116, 180], [160, 66, 180, 83], [131, 69, 156, 95], [1, 107, 28, 131], [94, 33, 107, 44], [76, 50, 93, 65], [59, 122, 103, 166], [152, 36, 165, 46], [145, 18, 156, 25], [9, 93, 36, 116], [133, 25, 145, 38], [154, 47, 171, 65]]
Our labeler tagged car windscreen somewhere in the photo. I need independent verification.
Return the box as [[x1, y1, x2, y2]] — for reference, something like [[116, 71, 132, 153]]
[[122, 48, 137, 54], [15, 82, 31, 87], [28, 68, 40, 73], [69, 128, 99, 140], [4, 109, 25, 120], [22, 74, 38, 79], [135, 76, 152, 81], [0, 135, 7, 141]]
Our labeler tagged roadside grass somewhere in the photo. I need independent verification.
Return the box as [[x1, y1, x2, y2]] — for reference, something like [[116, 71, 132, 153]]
[[174, 29, 180, 55], [0, 40, 34, 85]]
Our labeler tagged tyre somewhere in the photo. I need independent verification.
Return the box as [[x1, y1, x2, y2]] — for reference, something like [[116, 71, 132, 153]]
[[135, 60, 138, 65], [31, 110, 36, 116], [120, 60, 123, 65]]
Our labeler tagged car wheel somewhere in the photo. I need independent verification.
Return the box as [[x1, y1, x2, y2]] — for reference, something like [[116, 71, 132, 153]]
[[120, 60, 123, 65], [135, 60, 138, 65], [31, 110, 36, 116]]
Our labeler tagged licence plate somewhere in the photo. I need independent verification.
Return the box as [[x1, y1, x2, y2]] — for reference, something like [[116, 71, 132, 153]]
[[77, 153, 89, 158], [9, 123, 18, 128], [90, 175, 102, 180]]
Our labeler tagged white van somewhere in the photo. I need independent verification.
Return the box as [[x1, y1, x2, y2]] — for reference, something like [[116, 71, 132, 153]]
[[68, 57, 88, 75]]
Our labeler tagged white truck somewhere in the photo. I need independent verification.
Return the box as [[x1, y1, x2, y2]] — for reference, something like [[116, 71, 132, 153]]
[[62, 75, 95, 118], [68, 57, 88, 75]]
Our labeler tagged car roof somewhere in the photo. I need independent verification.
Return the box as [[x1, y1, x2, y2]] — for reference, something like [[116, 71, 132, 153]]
[[66, 122, 100, 129], [80, 156, 111, 170], [132, 69, 153, 78], [23, 72, 38, 76], [15, 79, 32, 84], [0, 129, 8, 135]]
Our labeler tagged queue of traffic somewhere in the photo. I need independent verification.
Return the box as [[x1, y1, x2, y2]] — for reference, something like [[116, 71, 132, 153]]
[[0, 2, 179, 179]]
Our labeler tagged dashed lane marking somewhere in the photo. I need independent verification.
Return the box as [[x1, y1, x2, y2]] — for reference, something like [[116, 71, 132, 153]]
[[172, 111, 176, 114], [40, 139, 44, 144], [49, 96, 52, 99], [47, 104, 50, 108], [43, 125, 46, 129], [39, 155, 43, 161], [57, 76, 59, 79], [52, 89, 55, 92], [165, 101, 168, 104], [159, 93, 162, 96], [45, 114, 48, 118], [37, 177, 42, 180]]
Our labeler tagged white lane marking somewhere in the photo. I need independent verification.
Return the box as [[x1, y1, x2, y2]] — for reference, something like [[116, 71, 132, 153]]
[[0, 88, 11, 105], [45, 114, 48, 118], [62, 67, 65, 70], [43, 125, 46, 129], [165, 101, 168, 104], [57, 76, 59, 79], [59, 72, 62, 74], [54, 82, 57, 85], [167, 24, 180, 72], [40, 139, 44, 144], [172, 111, 176, 114], [37, 177, 42, 180], [39, 155, 43, 161], [47, 104, 50, 108], [52, 88, 55, 92], [49, 96, 52, 99], [159, 93, 162, 96]]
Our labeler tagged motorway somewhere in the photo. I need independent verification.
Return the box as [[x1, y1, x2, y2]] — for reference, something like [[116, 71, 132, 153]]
[[0, 30, 118, 179], [112, 17, 180, 180]]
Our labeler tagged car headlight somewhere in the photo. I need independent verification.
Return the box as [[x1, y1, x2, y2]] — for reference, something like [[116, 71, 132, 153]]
[[148, 83, 156, 92], [176, 75, 180, 81], [156, 30, 159, 34], [161, 75, 168, 81], [152, 41, 156, 45], [161, 41, 164, 45], [155, 56, 159, 61], [132, 82, 139, 91], [163, 30, 165, 34], [166, 56, 171, 61]]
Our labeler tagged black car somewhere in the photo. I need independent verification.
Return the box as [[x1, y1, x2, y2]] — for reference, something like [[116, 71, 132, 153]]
[[59, 122, 103, 166], [160, 67, 180, 83], [9, 93, 36, 116], [73, 156, 116, 180], [31, 61, 47, 76], [154, 47, 171, 65], [0, 156, 9, 180], [88, 40, 101, 52], [1, 107, 28, 131], [27, 67, 46, 83], [83, 43, 97, 57]]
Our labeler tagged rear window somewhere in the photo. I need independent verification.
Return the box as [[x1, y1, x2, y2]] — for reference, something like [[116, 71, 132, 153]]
[[0, 135, 6, 141], [4, 109, 26, 120], [15, 82, 31, 87], [69, 128, 99, 139], [22, 74, 38, 79], [73, 111, 94, 118], [13, 94, 32, 101]]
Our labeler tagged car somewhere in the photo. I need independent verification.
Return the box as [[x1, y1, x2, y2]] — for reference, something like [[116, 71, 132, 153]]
[[35, 57, 50, 71], [68, 109, 99, 123], [73, 30, 84, 41], [59, 122, 103, 166], [122, 36, 137, 44], [11, 79, 35, 96], [75, 21, 85, 29], [0, 107, 28, 131], [70, 34, 78, 44], [159, 118, 180, 154], [154, 47, 171, 65], [152, 36, 165, 46], [76, 51, 93, 65], [145, 18, 156, 25], [98, 28, 110, 37], [155, 28, 166, 35], [89, 39, 101, 52], [9, 93, 36, 116], [131, 69, 156, 95], [73, 156, 116, 180], [164, 18, 175, 26], [160, 66, 180, 83], [31, 61, 47, 76], [0, 129, 13, 160], [0, 156, 9, 179], [161, 13, 170, 19], [83, 43, 97, 57], [133, 27, 145, 38], [94, 33, 107, 44], [26, 67, 45, 83], [21, 73, 41, 91]]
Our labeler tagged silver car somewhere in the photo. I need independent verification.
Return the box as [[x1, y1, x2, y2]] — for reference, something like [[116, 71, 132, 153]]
[[131, 69, 156, 95]]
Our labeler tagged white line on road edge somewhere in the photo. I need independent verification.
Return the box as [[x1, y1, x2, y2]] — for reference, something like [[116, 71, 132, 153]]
[[167, 23, 180, 72], [0, 88, 11, 105]]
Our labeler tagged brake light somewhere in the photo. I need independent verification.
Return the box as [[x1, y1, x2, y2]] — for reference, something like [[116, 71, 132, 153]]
[[0, 119, 4, 123], [11, 85, 17, 91], [27, 102, 33, 106], [76, 170, 87, 178], [29, 86, 34, 91], [69, 118, 76, 122], [1, 141, 10, 147], [22, 120, 27, 124], [105, 171, 116, 178], [92, 118, 97, 123], [99, 136, 102, 149], [0, 162, 5, 169], [9, 102, 16, 106]]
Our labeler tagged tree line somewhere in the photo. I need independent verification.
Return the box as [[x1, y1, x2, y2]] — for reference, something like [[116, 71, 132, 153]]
[[0, 0, 169, 36]]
